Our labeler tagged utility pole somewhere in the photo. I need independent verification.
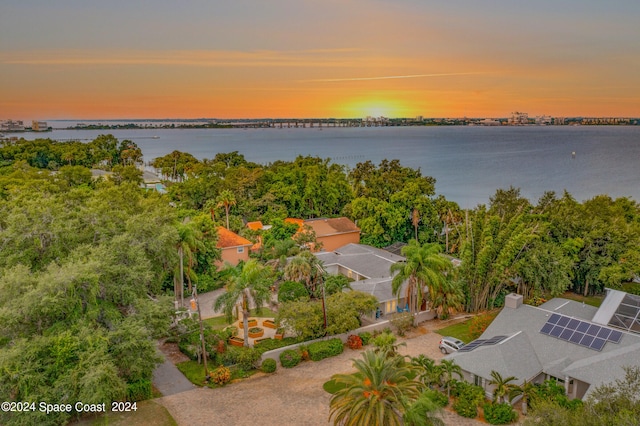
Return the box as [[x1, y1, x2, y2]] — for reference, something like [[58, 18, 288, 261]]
[[321, 284, 328, 333], [191, 285, 208, 379]]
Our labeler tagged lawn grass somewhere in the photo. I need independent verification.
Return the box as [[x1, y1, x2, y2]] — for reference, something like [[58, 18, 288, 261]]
[[71, 400, 177, 426], [435, 320, 476, 343], [176, 360, 209, 386], [203, 307, 278, 329]]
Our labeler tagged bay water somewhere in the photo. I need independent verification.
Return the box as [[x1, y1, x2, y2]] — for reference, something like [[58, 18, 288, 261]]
[[16, 124, 640, 208]]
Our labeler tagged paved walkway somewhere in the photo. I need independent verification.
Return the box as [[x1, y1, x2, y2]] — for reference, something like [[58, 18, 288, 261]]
[[154, 318, 489, 426]]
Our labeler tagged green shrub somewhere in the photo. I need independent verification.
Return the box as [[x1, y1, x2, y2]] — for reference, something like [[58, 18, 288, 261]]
[[358, 331, 372, 345], [278, 281, 309, 302], [389, 311, 414, 336], [424, 389, 449, 407], [308, 338, 344, 361], [254, 337, 299, 354], [483, 402, 517, 424], [261, 358, 277, 373], [280, 349, 302, 368], [236, 347, 261, 370], [126, 379, 152, 401], [453, 396, 478, 418], [210, 365, 231, 386], [220, 347, 241, 366]]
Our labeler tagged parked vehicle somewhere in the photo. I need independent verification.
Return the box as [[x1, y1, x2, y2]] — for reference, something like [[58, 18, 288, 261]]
[[439, 336, 465, 354]]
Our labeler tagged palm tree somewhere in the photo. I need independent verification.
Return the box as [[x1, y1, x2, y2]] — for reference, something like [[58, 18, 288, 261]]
[[430, 279, 465, 320], [216, 190, 236, 230], [175, 219, 203, 305], [329, 350, 424, 426], [403, 391, 445, 426], [438, 359, 463, 398], [390, 240, 450, 314], [214, 260, 272, 347], [284, 251, 325, 297], [411, 355, 440, 389], [509, 379, 535, 415], [489, 370, 519, 404]]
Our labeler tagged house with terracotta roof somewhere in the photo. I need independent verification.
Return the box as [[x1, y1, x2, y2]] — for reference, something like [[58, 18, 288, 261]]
[[303, 217, 360, 252], [216, 226, 253, 268]]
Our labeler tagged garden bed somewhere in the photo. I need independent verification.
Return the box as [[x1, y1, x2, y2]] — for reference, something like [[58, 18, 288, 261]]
[[248, 327, 264, 338], [263, 319, 277, 329], [229, 336, 245, 347]]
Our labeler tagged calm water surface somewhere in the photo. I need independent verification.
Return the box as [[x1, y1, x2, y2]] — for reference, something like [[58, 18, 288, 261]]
[[18, 125, 640, 207]]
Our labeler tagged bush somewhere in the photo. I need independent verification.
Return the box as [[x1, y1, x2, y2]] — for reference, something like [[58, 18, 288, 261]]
[[346, 334, 363, 350], [278, 281, 309, 302], [261, 358, 277, 373], [469, 312, 497, 340], [389, 311, 414, 336], [424, 389, 449, 407], [483, 402, 517, 424], [308, 338, 344, 361], [358, 331, 372, 346], [210, 365, 231, 386], [236, 347, 261, 370], [280, 349, 302, 368], [254, 337, 299, 354], [453, 396, 478, 418], [126, 379, 152, 401]]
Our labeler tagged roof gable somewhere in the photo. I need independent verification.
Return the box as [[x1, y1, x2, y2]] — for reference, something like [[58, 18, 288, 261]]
[[304, 217, 360, 237], [216, 226, 252, 249]]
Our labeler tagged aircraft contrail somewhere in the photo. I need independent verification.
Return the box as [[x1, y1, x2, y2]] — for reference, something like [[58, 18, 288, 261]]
[[302, 72, 483, 82]]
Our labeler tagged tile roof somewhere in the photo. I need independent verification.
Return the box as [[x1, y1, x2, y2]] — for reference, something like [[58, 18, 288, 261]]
[[246, 221, 264, 231], [216, 226, 252, 249], [303, 217, 360, 237]]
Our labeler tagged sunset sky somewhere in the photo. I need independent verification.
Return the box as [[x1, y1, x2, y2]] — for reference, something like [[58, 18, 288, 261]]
[[2, 0, 640, 120]]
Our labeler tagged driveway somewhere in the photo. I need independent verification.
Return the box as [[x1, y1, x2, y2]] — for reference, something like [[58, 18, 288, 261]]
[[155, 321, 486, 426]]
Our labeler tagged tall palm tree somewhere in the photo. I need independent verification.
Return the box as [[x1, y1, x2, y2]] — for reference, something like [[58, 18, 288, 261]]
[[509, 379, 535, 415], [438, 359, 463, 398], [175, 219, 203, 305], [489, 370, 519, 404], [329, 350, 424, 426], [216, 190, 236, 230], [390, 240, 450, 314], [214, 260, 272, 347]]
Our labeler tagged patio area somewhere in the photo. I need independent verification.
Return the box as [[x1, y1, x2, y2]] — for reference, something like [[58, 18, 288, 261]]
[[229, 317, 283, 347]]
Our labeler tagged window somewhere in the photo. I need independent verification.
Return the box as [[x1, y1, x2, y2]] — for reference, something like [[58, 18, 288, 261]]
[[237, 247, 244, 253], [474, 375, 482, 387]]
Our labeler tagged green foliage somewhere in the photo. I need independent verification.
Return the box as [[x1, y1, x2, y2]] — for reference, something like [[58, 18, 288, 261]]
[[307, 338, 344, 361], [279, 349, 302, 368], [261, 358, 277, 373], [126, 379, 153, 402], [424, 389, 449, 407], [358, 331, 372, 346], [453, 396, 478, 418], [278, 280, 310, 302], [483, 402, 518, 424], [235, 347, 261, 370], [323, 274, 351, 295], [389, 311, 415, 336]]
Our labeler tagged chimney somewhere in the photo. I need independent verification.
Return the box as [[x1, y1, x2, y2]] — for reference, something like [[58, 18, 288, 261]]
[[505, 293, 523, 309]]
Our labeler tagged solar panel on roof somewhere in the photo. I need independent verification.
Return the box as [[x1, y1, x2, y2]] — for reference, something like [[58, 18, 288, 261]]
[[590, 338, 606, 351], [597, 328, 611, 340], [484, 336, 507, 345], [569, 332, 584, 344], [548, 313, 561, 324], [567, 318, 580, 329], [586, 324, 601, 336], [550, 326, 564, 337], [580, 334, 594, 347], [540, 323, 554, 334], [608, 330, 623, 343], [557, 316, 570, 327], [577, 322, 590, 333], [560, 328, 574, 339]]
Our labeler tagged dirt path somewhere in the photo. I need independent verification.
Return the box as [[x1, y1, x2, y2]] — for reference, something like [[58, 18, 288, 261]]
[[156, 317, 487, 426]]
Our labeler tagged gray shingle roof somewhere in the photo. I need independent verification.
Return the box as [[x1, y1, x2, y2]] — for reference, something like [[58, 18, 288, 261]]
[[447, 299, 640, 398]]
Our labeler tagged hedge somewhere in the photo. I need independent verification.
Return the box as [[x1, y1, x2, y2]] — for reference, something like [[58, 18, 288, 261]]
[[261, 358, 277, 373], [280, 349, 302, 368], [483, 402, 518, 425], [308, 338, 344, 361]]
